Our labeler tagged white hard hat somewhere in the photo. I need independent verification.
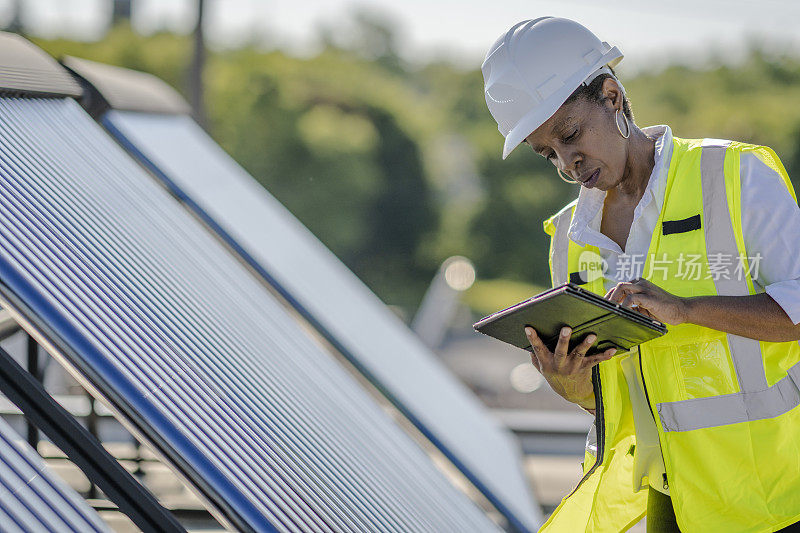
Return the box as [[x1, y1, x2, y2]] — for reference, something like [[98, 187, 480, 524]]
[[482, 17, 623, 160]]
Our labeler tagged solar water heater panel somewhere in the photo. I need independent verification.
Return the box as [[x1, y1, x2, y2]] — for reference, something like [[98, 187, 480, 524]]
[[0, 415, 110, 532], [104, 110, 543, 532], [0, 97, 501, 533]]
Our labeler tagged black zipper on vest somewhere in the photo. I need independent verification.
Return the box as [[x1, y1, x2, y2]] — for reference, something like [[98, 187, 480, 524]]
[[566, 364, 605, 498], [638, 346, 657, 424], [639, 346, 669, 491]]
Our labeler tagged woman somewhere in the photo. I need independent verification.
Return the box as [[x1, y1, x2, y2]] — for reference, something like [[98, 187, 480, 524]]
[[482, 17, 800, 533]]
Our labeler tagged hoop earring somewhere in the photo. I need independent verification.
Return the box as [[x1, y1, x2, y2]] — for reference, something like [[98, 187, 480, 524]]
[[557, 168, 580, 184], [616, 109, 630, 139]]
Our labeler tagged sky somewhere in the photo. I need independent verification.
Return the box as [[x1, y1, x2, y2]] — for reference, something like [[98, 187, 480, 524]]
[[2, 0, 800, 73]]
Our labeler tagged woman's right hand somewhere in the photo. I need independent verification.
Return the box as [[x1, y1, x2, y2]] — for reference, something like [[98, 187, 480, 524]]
[[524, 326, 618, 411]]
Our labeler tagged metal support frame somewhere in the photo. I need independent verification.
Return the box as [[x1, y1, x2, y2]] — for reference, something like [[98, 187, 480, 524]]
[[26, 333, 40, 450], [0, 344, 186, 533], [86, 392, 99, 499]]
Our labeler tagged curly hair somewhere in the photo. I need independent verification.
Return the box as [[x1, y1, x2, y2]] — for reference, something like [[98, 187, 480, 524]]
[[563, 67, 633, 121]]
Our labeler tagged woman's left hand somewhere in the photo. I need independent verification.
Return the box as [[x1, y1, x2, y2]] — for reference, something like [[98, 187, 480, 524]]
[[604, 278, 688, 325]]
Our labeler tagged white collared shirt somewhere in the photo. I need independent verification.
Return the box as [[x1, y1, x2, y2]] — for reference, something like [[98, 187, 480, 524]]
[[567, 124, 800, 325]]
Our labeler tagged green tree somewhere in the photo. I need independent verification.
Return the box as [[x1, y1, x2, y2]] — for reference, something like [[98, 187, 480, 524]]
[[29, 26, 800, 312]]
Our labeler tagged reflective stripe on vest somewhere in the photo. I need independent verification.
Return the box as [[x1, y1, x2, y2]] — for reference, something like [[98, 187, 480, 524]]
[[658, 361, 800, 432], [699, 141, 767, 393], [551, 206, 572, 287]]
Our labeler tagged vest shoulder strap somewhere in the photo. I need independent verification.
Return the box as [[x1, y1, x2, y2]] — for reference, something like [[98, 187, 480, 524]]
[[738, 143, 797, 203], [672, 137, 795, 201], [543, 197, 578, 237]]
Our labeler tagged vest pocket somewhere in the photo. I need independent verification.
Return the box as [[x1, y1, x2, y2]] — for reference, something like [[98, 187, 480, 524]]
[[645, 324, 739, 403], [674, 334, 737, 398]]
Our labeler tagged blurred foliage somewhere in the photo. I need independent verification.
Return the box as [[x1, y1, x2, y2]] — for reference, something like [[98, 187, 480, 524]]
[[30, 22, 800, 317]]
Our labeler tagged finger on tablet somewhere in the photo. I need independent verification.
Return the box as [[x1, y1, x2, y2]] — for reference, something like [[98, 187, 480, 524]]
[[524, 327, 551, 372], [530, 351, 542, 372], [583, 348, 617, 367], [524, 327, 545, 353], [574, 333, 597, 356], [553, 326, 571, 366]]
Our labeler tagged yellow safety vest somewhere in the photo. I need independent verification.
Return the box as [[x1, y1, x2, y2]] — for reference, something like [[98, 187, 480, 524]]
[[539, 137, 800, 532]]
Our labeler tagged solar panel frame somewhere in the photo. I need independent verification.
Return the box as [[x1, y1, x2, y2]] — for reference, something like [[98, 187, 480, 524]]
[[0, 96, 501, 533]]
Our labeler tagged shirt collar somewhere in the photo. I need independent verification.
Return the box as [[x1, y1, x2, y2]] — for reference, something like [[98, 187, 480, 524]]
[[567, 124, 673, 247]]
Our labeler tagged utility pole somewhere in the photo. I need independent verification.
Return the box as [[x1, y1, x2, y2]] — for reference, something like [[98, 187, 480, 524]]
[[189, 0, 207, 128], [5, 0, 23, 33], [412, 256, 476, 350], [111, 0, 132, 26]]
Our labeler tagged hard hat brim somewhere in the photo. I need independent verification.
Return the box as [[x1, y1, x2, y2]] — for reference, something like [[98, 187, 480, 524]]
[[501, 48, 623, 160]]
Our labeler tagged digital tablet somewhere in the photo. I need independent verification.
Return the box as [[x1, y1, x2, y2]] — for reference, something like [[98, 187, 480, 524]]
[[473, 282, 667, 357]]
